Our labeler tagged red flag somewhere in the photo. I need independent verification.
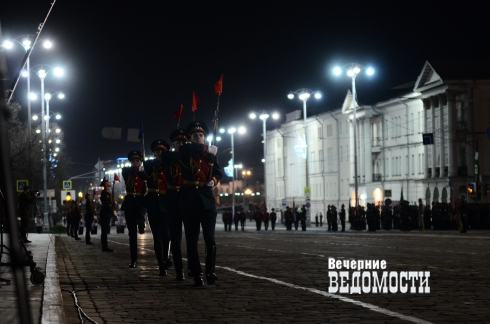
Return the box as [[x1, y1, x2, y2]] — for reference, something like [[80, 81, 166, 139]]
[[192, 92, 200, 112], [214, 73, 223, 94], [172, 104, 184, 119], [114, 173, 121, 182]]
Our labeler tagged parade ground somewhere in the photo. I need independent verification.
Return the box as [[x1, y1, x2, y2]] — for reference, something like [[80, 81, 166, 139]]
[[1, 223, 489, 323]]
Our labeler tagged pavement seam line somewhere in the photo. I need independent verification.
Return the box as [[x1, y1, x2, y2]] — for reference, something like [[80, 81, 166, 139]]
[[42, 235, 66, 324]]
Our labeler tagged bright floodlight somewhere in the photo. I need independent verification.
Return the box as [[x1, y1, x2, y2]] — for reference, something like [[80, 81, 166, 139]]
[[44, 115, 49, 121], [29, 93, 37, 100], [22, 39, 31, 49], [228, 127, 236, 134], [21, 70, 28, 77], [219, 128, 225, 133], [53, 67, 63, 76], [207, 135, 213, 143], [238, 126, 246, 134], [53, 153, 57, 157], [36, 129, 41, 134], [55, 147, 60, 152], [48, 139, 52, 144], [314, 92, 322, 99], [333, 66, 342, 75], [353, 66, 361, 74], [366, 67, 375, 75], [56, 139, 61, 144], [287, 93, 294, 99], [259, 113, 269, 120], [58, 93, 65, 99], [249, 113, 257, 119], [272, 112, 279, 119], [32, 115, 39, 121], [347, 70, 354, 77], [299, 93, 310, 100], [45, 93, 52, 101], [216, 136, 221, 141], [43, 40, 52, 48], [56, 114, 62, 119], [55, 128, 61, 133], [3, 40, 13, 49]]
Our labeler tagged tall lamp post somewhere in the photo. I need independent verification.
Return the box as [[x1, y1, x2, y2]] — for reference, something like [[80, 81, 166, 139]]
[[220, 126, 246, 219], [31, 65, 64, 230], [333, 63, 374, 210], [43, 91, 65, 134], [249, 111, 279, 208], [242, 169, 251, 209], [287, 89, 321, 219]]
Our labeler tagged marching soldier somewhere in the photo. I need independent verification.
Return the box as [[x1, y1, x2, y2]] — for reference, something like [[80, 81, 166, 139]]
[[418, 198, 425, 231], [222, 211, 228, 231], [99, 177, 115, 252], [71, 199, 82, 240], [458, 195, 468, 233], [240, 210, 247, 231], [331, 206, 338, 232], [284, 206, 293, 230], [339, 204, 346, 232], [301, 205, 307, 231], [263, 208, 270, 231], [270, 208, 277, 230], [179, 121, 221, 286], [121, 150, 147, 268], [254, 206, 263, 231], [144, 139, 173, 276], [234, 210, 240, 231], [319, 212, 323, 227], [327, 205, 332, 231]]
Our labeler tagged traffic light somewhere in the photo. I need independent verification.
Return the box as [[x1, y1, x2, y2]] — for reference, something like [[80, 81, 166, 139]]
[[467, 182, 476, 196], [485, 183, 490, 196]]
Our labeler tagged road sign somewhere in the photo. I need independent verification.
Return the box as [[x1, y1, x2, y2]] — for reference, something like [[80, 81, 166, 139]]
[[487, 127, 490, 139], [384, 189, 392, 197], [62, 180, 73, 190], [38, 189, 55, 198], [16, 180, 28, 192], [306, 202, 311, 208], [281, 198, 286, 207]]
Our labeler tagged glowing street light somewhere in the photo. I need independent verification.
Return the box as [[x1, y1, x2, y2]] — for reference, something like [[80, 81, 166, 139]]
[[333, 63, 375, 210]]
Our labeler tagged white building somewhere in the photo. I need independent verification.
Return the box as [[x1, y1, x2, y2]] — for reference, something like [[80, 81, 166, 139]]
[[266, 60, 490, 220]]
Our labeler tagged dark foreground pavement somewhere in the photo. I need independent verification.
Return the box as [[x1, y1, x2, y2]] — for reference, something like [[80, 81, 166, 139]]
[[2, 224, 490, 323]]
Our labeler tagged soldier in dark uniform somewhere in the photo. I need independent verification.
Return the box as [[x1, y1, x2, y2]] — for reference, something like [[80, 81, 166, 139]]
[[240, 210, 247, 230], [263, 208, 270, 231], [84, 193, 95, 245], [71, 199, 82, 240], [284, 206, 292, 230], [293, 207, 299, 230], [270, 208, 277, 230], [327, 205, 332, 231], [339, 204, 346, 232], [319, 212, 323, 227], [99, 177, 115, 252], [144, 139, 173, 276], [254, 206, 263, 231], [301, 205, 307, 231], [222, 211, 228, 231], [179, 121, 221, 286], [121, 150, 147, 268], [315, 214, 319, 227], [331, 206, 338, 231], [18, 186, 38, 243]]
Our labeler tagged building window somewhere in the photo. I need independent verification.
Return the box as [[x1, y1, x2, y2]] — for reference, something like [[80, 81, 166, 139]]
[[327, 124, 333, 137], [340, 179, 343, 195], [327, 147, 333, 172], [318, 126, 323, 139], [411, 155, 415, 175], [319, 149, 324, 172]]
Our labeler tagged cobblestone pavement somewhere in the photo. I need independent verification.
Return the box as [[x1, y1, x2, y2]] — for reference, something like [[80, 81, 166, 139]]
[[55, 226, 490, 323]]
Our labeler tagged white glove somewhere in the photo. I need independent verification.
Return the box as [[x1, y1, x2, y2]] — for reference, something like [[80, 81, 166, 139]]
[[206, 180, 215, 187], [207, 145, 218, 155]]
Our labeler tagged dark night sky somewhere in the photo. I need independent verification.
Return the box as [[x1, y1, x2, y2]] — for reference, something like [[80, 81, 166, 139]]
[[1, 0, 489, 186]]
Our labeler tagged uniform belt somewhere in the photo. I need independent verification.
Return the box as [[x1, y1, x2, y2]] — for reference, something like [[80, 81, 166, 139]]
[[147, 188, 166, 194], [126, 192, 143, 196], [183, 180, 205, 187], [167, 185, 182, 191]]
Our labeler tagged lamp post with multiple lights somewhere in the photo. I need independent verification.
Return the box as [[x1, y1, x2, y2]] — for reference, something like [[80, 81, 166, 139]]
[[287, 89, 321, 216], [31, 65, 64, 230], [219, 126, 246, 219], [333, 63, 374, 210], [249, 111, 279, 207]]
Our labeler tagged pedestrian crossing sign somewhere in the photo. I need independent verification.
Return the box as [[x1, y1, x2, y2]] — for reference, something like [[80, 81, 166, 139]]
[[62, 180, 72, 190], [16, 180, 29, 192]]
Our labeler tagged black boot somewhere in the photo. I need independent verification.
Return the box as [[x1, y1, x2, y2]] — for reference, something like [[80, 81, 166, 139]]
[[188, 248, 203, 286], [129, 239, 138, 268], [205, 245, 217, 285], [171, 243, 185, 281]]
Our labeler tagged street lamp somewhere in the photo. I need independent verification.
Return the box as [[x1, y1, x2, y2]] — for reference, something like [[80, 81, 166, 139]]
[[43, 91, 65, 133], [219, 126, 246, 218], [287, 89, 321, 213], [31, 65, 64, 230], [242, 169, 251, 208], [249, 110, 279, 207], [333, 63, 374, 210]]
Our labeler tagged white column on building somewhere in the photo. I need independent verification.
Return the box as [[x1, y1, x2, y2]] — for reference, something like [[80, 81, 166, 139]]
[[349, 118, 355, 189], [431, 98, 437, 179], [446, 90, 458, 177], [437, 95, 445, 179], [423, 102, 429, 179], [358, 118, 364, 183], [364, 117, 373, 183]]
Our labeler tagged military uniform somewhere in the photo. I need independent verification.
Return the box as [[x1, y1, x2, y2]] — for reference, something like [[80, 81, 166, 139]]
[[270, 209, 277, 230], [284, 207, 292, 230], [144, 139, 174, 276], [179, 121, 222, 286], [84, 194, 95, 244], [121, 150, 147, 268], [339, 205, 346, 232], [18, 187, 36, 243], [99, 178, 115, 252], [263, 209, 270, 231], [234, 212, 240, 231], [254, 207, 263, 230], [300, 206, 307, 231], [459, 196, 468, 233]]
